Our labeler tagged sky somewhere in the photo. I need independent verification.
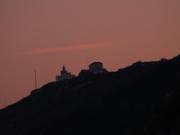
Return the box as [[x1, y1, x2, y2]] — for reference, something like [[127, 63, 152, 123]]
[[0, 0, 180, 108]]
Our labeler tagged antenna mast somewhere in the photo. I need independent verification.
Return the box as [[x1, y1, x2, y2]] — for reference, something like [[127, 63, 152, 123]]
[[34, 70, 37, 89]]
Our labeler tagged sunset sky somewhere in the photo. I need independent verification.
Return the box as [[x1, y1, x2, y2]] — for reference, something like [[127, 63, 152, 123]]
[[0, 0, 180, 108]]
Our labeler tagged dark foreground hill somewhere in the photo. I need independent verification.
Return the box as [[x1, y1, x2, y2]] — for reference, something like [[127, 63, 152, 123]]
[[0, 55, 180, 135]]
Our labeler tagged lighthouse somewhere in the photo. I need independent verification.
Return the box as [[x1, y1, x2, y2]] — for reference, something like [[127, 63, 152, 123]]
[[56, 66, 75, 81]]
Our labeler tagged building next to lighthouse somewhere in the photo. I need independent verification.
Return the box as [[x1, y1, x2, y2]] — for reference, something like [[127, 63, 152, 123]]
[[79, 62, 108, 77], [88, 62, 107, 74]]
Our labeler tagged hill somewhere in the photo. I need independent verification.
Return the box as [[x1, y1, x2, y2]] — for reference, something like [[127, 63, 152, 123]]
[[0, 55, 180, 135]]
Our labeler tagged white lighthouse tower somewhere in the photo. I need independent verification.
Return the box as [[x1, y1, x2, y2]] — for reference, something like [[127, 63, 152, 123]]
[[56, 66, 75, 81]]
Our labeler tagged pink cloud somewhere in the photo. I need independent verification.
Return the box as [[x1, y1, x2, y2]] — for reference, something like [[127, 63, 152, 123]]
[[29, 43, 112, 55]]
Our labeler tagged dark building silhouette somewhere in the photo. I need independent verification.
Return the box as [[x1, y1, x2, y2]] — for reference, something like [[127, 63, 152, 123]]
[[79, 62, 108, 76], [89, 62, 107, 74]]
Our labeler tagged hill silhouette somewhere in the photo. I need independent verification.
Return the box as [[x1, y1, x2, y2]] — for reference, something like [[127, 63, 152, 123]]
[[0, 55, 180, 135]]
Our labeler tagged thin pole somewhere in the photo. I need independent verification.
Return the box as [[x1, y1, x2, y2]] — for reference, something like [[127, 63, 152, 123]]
[[34, 70, 37, 89]]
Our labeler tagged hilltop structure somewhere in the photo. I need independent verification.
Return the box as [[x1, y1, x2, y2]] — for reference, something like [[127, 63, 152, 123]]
[[89, 62, 107, 74], [56, 66, 75, 81], [56, 62, 107, 81], [79, 62, 108, 76]]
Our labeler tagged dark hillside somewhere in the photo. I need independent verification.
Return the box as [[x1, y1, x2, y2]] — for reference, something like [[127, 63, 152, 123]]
[[0, 55, 180, 135]]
